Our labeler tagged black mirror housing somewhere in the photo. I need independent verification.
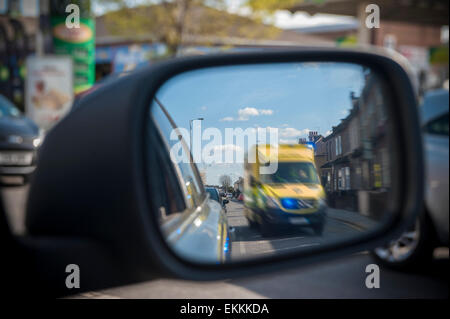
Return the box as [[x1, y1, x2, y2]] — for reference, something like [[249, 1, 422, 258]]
[[24, 48, 423, 295]]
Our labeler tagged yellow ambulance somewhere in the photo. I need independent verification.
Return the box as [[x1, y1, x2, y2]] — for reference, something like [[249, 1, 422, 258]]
[[243, 144, 327, 236]]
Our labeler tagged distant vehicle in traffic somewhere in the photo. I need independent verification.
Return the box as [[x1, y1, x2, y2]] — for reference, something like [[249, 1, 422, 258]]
[[373, 88, 449, 269], [206, 186, 229, 212], [0, 94, 42, 184], [244, 144, 327, 236]]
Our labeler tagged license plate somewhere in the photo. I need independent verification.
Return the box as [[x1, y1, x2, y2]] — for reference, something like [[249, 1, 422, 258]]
[[0, 152, 33, 166], [289, 217, 309, 225]]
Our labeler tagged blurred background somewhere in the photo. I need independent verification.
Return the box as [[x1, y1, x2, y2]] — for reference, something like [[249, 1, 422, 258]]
[[0, 0, 448, 298], [1, 0, 448, 215], [0, 0, 448, 113], [0, 0, 447, 228]]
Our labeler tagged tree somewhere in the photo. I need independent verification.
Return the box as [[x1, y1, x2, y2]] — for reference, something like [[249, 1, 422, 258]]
[[95, 0, 280, 56], [219, 174, 232, 191], [245, 0, 302, 13], [246, 0, 328, 15]]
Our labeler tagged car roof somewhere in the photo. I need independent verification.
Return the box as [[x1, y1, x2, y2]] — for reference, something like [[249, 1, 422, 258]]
[[255, 144, 314, 163], [205, 187, 219, 197], [0, 94, 19, 109], [421, 89, 449, 124]]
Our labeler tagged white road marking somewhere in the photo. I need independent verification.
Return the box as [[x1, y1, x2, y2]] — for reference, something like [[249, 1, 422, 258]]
[[248, 236, 306, 244], [239, 238, 247, 255], [71, 292, 121, 299], [258, 243, 321, 254]]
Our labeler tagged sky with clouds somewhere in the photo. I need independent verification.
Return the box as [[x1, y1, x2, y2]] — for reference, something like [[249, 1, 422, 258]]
[[155, 62, 366, 185]]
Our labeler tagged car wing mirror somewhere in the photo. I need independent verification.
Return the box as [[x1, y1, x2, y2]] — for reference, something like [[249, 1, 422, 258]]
[[25, 49, 423, 295]]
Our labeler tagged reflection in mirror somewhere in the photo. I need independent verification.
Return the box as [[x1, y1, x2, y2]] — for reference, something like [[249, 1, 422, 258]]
[[149, 62, 396, 264]]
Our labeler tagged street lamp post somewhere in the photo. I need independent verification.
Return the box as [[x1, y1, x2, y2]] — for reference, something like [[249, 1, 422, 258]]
[[189, 118, 204, 162]]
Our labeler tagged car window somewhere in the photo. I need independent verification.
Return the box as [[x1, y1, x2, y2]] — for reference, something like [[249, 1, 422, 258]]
[[206, 188, 220, 202], [0, 95, 21, 118], [425, 113, 449, 136], [151, 100, 206, 209], [153, 143, 186, 220]]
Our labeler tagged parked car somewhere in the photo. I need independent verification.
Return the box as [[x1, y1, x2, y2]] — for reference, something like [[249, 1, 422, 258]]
[[0, 94, 42, 184], [373, 88, 449, 269], [206, 186, 229, 212], [151, 101, 231, 264]]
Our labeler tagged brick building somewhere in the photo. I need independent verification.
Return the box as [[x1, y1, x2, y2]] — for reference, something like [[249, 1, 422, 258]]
[[315, 73, 391, 217]]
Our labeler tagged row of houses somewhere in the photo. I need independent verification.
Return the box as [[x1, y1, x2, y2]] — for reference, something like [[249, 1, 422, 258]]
[[313, 72, 391, 218]]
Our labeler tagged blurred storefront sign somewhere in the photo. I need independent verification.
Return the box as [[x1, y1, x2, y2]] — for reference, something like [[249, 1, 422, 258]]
[[429, 46, 449, 65], [7, 19, 29, 111], [95, 43, 168, 78], [50, 0, 95, 94], [112, 44, 166, 73], [1, 0, 39, 17], [398, 45, 430, 87], [25, 56, 73, 130], [397, 45, 449, 92], [398, 45, 429, 70], [383, 34, 397, 51], [335, 35, 357, 47], [0, 0, 7, 14], [0, 22, 10, 99]]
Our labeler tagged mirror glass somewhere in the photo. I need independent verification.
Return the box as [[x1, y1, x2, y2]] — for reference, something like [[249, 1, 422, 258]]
[[149, 62, 398, 264]]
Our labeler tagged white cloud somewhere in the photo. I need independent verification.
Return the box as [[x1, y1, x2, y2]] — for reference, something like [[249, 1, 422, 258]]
[[279, 127, 310, 138], [220, 117, 234, 122], [237, 107, 274, 121], [238, 107, 259, 120], [259, 109, 274, 115], [201, 106, 207, 111], [279, 138, 299, 144]]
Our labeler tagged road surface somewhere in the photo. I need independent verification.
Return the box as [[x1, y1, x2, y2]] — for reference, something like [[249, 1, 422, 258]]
[[226, 200, 376, 260]]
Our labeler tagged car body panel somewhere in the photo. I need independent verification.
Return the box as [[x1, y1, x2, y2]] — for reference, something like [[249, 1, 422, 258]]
[[421, 89, 449, 245], [163, 198, 230, 263], [152, 100, 231, 264], [0, 94, 40, 178], [424, 134, 449, 244]]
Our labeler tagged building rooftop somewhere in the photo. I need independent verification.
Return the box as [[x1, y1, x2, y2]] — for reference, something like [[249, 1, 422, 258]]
[[95, 5, 333, 47]]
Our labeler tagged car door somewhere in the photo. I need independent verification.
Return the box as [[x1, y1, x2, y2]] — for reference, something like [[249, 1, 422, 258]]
[[423, 111, 449, 244], [151, 100, 230, 263]]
